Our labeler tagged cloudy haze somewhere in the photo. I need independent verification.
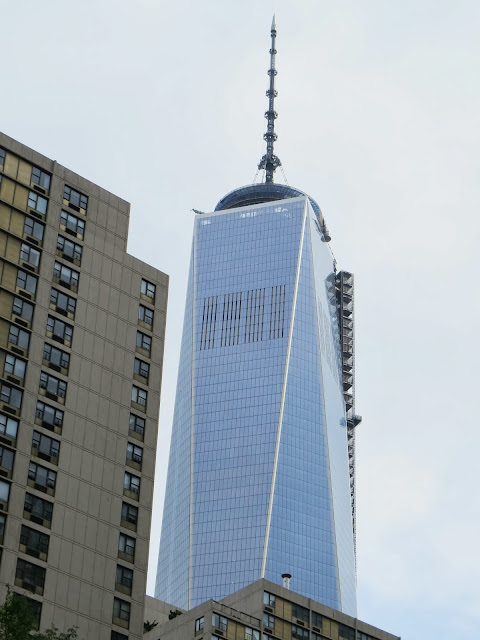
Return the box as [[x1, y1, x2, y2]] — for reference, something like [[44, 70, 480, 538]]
[[2, 1, 479, 638]]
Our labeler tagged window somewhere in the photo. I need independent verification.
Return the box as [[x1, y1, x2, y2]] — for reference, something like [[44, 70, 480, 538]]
[[28, 461, 57, 491], [43, 343, 70, 371], [245, 628, 260, 640], [32, 431, 60, 460], [111, 633, 128, 640], [292, 604, 309, 623], [141, 278, 155, 300], [357, 633, 373, 640], [136, 331, 151, 353], [134, 358, 149, 381], [124, 471, 140, 496], [126, 442, 143, 466], [60, 210, 85, 238], [23, 216, 45, 241], [46, 315, 73, 344], [12, 296, 34, 322], [50, 288, 76, 316], [20, 243, 41, 268], [263, 613, 274, 629], [0, 148, 4, 166], [129, 413, 145, 437], [0, 513, 5, 542], [27, 191, 48, 215], [311, 612, 323, 628], [116, 564, 133, 591], [15, 559, 46, 592], [24, 493, 53, 524], [39, 372, 67, 400], [131, 385, 147, 408], [14, 596, 41, 631], [312, 634, 322, 640], [0, 446, 14, 472], [195, 616, 204, 632], [36, 401, 64, 430], [20, 524, 49, 556], [292, 626, 309, 640], [53, 261, 79, 289], [63, 185, 88, 211], [212, 614, 228, 631], [138, 304, 154, 326], [118, 533, 135, 559], [8, 324, 30, 350], [16, 269, 37, 294], [113, 597, 130, 625], [0, 414, 18, 439], [264, 592, 276, 608], [338, 624, 355, 640], [4, 354, 26, 381], [0, 479, 10, 503], [31, 166, 51, 190], [57, 235, 82, 262], [0, 382, 22, 408], [121, 502, 138, 528]]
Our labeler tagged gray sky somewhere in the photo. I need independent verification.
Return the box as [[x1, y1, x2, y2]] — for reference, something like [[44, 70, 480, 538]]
[[2, 1, 480, 638]]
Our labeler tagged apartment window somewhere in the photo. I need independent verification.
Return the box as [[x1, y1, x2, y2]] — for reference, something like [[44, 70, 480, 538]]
[[112, 597, 130, 627], [63, 185, 88, 211], [20, 243, 41, 268], [27, 191, 48, 215], [39, 372, 67, 401], [138, 304, 154, 326], [0, 382, 22, 408], [141, 278, 155, 300], [245, 627, 260, 640], [0, 414, 18, 439], [8, 324, 30, 350], [116, 564, 133, 591], [14, 596, 42, 631], [121, 502, 138, 528], [46, 315, 73, 344], [212, 614, 228, 632], [311, 612, 323, 629], [111, 633, 128, 640], [0, 149, 4, 166], [23, 216, 45, 242], [31, 166, 51, 190], [292, 626, 309, 640], [20, 524, 49, 557], [24, 493, 53, 525], [131, 385, 147, 408], [16, 269, 37, 294], [53, 261, 79, 290], [129, 413, 145, 438], [12, 296, 34, 322], [312, 634, 322, 640], [0, 446, 14, 472], [292, 604, 309, 623], [134, 358, 149, 381], [357, 633, 374, 640], [0, 513, 5, 543], [264, 592, 276, 608], [60, 210, 85, 238], [338, 624, 355, 640], [195, 617, 204, 632], [124, 471, 140, 496], [263, 614, 274, 630], [50, 288, 76, 316], [57, 235, 82, 262], [136, 331, 151, 353], [32, 431, 60, 461], [15, 559, 45, 593], [0, 479, 10, 503], [36, 401, 64, 430], [28, 461, 56, 491], [43, 343, 70, 371], [126, 443, 143, 466], [118, 533, 135, 559], [4, 354, 26, 381]]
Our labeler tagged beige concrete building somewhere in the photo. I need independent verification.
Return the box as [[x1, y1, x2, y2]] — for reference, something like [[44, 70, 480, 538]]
[[0, 132, 168, 639], [143, 579, 400, 640]]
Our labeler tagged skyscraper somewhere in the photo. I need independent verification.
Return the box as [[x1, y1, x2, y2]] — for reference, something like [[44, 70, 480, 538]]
[[0, 132, 168, 639], [156, 19, 360, 616]]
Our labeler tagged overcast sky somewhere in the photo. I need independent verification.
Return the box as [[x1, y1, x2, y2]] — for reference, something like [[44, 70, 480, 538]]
[[2, 1, 480, 638]]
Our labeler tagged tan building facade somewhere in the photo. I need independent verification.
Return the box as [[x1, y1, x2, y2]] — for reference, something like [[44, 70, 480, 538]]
[[0, 132, 168, 640], [144, 579, 400, 640]]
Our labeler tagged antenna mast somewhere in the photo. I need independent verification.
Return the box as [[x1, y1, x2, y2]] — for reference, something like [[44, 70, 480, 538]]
[[258, 16, 281, 183]]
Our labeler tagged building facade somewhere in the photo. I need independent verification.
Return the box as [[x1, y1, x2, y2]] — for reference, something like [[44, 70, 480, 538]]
[[155, 188, 358, 615], [0, 132, 168, 639]]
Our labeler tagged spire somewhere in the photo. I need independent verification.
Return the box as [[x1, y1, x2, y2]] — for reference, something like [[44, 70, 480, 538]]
[[258, 16, 281, 183]]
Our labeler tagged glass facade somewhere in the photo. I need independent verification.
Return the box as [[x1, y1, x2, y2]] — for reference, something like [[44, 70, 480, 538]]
[[155, 196, 356, 616]]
